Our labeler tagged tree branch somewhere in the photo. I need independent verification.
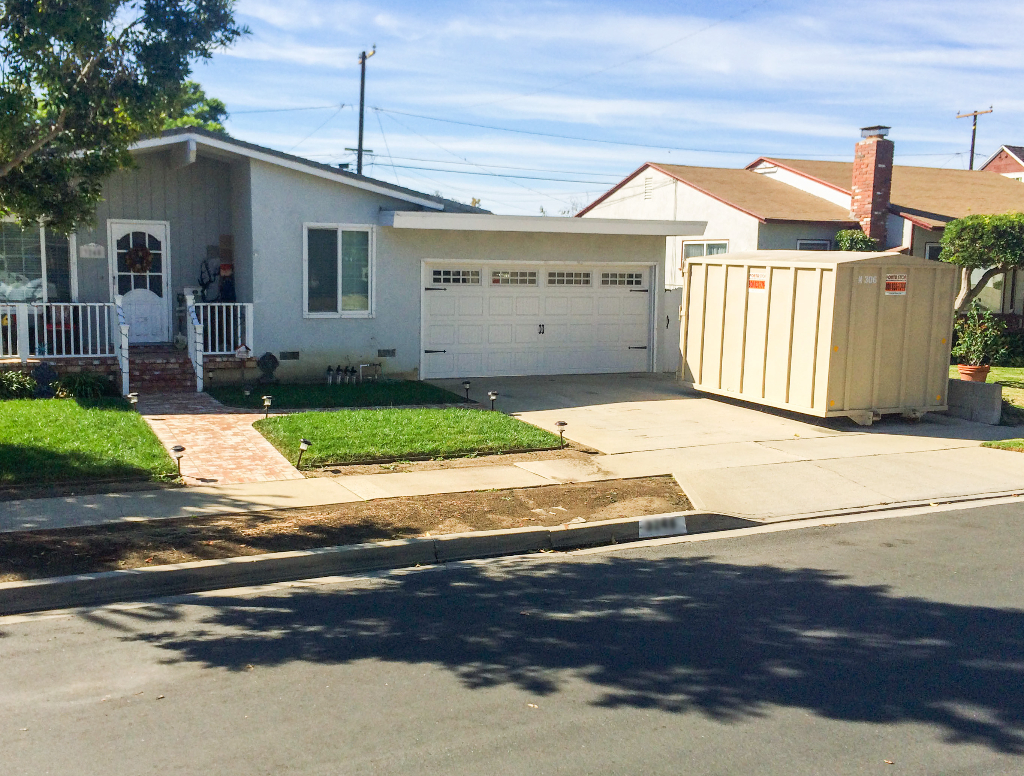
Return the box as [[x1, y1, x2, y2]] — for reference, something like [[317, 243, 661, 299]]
[[955, 265, 1006, 313]]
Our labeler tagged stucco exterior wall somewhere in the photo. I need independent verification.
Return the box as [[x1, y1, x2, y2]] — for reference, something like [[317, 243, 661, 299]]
[[756, 222, 845, 250], [230, 160, 254, 304], [75, 152, 232, 307]]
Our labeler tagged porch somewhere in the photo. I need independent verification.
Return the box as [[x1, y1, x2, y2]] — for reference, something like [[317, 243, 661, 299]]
[[0, 297, 255, 393]]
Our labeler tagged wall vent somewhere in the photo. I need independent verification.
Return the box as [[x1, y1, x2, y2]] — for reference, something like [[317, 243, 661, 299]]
[[279, 351, 300, 361], [378, 348, 396, 358]]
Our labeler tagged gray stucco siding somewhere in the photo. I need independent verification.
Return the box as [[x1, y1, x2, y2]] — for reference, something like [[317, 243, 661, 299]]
[[76, 153, 232, 306], [756, 222, 846, 250]]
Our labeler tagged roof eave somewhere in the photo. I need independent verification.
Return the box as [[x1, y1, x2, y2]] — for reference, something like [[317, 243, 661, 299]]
[[748, 157, 853, 196]]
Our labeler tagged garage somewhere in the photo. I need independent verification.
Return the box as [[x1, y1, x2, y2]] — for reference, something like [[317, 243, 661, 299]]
[[420, 262, 654, 378]]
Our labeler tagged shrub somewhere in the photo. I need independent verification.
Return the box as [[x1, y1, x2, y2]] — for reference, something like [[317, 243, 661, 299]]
[[54, 370, 116, 399], [994, 330, 1024, 368], [0, 370, 37, 400], [834, 229, 878, 252], [952, 303, 1007, 366]]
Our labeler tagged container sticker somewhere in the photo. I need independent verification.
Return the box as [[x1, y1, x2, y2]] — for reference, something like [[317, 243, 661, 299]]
[[885, 273, 908, 295], [748, 268, 768, 293]]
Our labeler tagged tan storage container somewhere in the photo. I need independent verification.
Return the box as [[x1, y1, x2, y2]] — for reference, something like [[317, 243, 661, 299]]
[[681, 251, 957, 425]]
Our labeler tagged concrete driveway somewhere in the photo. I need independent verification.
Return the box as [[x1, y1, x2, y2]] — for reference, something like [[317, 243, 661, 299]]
[[433, 374, 1024, 519]]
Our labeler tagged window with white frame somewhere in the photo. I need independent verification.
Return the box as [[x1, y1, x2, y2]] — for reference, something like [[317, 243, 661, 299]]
[[432, 269, 480, 284], [547, 271, 591, 286], [491, 270, 537, 285], [601, 272, 644, 286], [0, 223, 72, 303], [304, 225, 372, 316], [682, 241, 728, 261], [797, 239, 830, 251], [925, 243, 943, 262]]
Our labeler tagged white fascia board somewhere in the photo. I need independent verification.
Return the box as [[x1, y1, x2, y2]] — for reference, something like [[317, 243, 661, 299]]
[[131, 134, 445, 211], [380, 211, 707, 236]]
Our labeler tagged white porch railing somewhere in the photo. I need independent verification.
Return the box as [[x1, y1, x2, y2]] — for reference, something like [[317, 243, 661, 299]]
[[0, 303, 118, 360], [192, 302, 254, 356], [112, 295, 130, 395], [185, 293, 205, 393]]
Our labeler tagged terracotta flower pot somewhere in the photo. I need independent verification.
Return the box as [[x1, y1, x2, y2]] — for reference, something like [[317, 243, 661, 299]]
[[957, 364, 990, 382]]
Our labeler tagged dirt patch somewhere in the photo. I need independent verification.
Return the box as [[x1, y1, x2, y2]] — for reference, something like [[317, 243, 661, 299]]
[[309, 446, 598, 477], [0, 476, 689, 582]]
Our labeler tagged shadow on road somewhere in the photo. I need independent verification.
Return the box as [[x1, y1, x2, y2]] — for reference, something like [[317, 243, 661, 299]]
[[90, 555, 1024, 753]]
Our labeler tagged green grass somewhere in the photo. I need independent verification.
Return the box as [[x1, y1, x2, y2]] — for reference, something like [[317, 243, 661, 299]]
[[254, 407, 561, 465], [208, 380, 463, 410], [949, 365, 1024, 425], [982, 439, 1024, 453], [0, 398, 177, 487]]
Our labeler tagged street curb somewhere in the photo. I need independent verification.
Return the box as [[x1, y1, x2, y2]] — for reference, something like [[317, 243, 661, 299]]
[[0, 510, 754, 616]]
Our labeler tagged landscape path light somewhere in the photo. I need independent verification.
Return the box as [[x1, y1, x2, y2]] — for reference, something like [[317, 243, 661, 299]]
[[555, 420, 567, 448], [127, 392, 138, 410], [326, 366, 334, 385], [262, 395, 273, 418], [243, 387, 251, 398], [488, 390, 498, 411], [296, 438, 312, 468], [171, 445, 185, 478], [462, 380, 471, 403]]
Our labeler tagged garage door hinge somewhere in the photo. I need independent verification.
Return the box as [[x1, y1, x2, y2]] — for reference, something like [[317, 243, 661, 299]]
[[424, 349, 447, 354], [629, 346, 648, 350], [424, 287, 447, 291]]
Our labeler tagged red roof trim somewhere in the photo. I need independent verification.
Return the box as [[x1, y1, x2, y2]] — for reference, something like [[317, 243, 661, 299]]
[[746, 157, 853, 195], [574, 162, 656, 217], [645, 163, 770, 223]]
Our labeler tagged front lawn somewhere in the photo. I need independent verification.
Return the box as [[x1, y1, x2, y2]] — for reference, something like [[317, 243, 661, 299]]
[[255, 407, 561, 465], [949, 365, 1024, 425], [982, 439, 1024, 453], [208, 380, 463, 410], [0, 398, 177, 487]]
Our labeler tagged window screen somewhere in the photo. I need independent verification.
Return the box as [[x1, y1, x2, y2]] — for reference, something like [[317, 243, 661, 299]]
[[925, 244, 943, 262], [306, 228, 338, 313]]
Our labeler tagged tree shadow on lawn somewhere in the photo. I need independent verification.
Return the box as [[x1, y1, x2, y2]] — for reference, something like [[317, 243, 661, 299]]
[[0, 443, 157, 487], [96, 555, 1024, 753]]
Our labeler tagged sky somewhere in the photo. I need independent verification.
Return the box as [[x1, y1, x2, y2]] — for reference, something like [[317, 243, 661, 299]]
[[191, 0, 1024, 215]]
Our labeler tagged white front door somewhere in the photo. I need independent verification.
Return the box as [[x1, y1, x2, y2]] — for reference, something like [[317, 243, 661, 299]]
[[108, 221, 170, 343], [421, 263, 653, 379]]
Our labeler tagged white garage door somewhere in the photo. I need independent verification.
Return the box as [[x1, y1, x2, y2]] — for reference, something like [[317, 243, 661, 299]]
[[421, 263, 653, 378]]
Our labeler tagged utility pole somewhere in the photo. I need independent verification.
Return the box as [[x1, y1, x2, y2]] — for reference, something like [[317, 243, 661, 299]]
[[357, 46, 376, 176], [956, 107, 993, 170]]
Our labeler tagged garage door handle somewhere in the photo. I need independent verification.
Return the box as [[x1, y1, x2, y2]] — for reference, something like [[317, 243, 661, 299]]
[[630, 289, 649, 293], [629, 346, 648, 350], [424, 349, 447, 354], [424, 287, 447, 291]]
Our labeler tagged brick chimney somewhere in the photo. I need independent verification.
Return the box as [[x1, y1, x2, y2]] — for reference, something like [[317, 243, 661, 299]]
[[851, 125, 894, 246]]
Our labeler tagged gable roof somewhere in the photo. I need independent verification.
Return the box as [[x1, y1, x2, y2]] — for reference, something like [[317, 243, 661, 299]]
[[981, 145, 1024, 171], [753, 157, 1024, 230], [577, 162, 859, 225], [132, 127, 489, 214]]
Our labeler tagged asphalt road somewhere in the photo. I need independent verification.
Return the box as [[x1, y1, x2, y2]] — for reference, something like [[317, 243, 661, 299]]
[[2, 502, 1023, 775]]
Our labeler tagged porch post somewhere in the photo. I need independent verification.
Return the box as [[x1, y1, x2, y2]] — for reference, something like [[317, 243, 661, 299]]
[[15, 303, 29, 363]]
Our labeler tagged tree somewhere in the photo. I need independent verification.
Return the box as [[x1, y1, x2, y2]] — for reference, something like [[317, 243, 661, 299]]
[[939, 213, 1024, 312], [0, 1, 247, 233], [834, 229, 878, 251], [163, 80, 228, 134]]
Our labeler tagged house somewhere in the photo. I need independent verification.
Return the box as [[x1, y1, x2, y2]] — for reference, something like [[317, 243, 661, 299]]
[[0, 128, 706, 391], [981, 145, 1024, 182], [579, 127, 1024, 313]]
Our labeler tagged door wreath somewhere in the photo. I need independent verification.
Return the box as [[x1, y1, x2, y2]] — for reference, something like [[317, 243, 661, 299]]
[[125, 245, 153, 273]]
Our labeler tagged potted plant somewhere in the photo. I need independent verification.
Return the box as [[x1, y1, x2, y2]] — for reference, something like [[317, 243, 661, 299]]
[[951, 303, 1006, 382]]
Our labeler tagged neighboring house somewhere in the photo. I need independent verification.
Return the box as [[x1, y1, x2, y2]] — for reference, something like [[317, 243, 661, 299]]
[[981, 145, 1024, 182], [0, 128, 705, 389], [580, 127, 1024, 313]]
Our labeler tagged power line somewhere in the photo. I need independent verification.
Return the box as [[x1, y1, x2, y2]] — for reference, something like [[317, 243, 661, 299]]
[[380, 163, 617, 184], [286, 105, 345, 153], [232, 104, 345, 114]]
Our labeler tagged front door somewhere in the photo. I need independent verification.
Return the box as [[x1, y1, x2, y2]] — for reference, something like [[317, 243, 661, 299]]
[[108, 221, 170, 343]]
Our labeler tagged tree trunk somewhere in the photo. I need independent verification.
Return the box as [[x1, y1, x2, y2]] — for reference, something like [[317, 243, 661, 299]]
[[954, 265, 1006, 313]]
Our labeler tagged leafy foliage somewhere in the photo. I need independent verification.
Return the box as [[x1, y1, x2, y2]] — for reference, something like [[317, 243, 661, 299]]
[[0, 369, 36, 399], [55, 370, 117, 399], [0, 1, 247, 233], [162, 80, 228, 134], [940, 214, 1024, 311], [951, 303, 1007, 366], [833, 229, 878, 252]]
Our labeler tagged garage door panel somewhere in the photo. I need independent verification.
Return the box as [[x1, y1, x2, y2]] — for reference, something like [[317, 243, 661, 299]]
[[424, 264, 651, 378]]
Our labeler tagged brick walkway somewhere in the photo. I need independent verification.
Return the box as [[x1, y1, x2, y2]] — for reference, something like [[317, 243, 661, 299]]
[[139, 393, 303, 485]]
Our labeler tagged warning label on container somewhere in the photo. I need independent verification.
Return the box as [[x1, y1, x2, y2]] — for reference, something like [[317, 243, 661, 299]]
[[885, 273, 908, 295], [748, 269, 768, 293]]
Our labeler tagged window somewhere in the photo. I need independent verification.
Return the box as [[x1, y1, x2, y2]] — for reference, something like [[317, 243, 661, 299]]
[[797, 239, 830, 251], [492, 270, 537, 285], [601, 272, 644, 286], [432, 269, 480, 284], [0, 223, 71, 303], [682, 241, 728, 261], [925, 243, 943, 262], [303, 225, 372, 317], [547, 271, 591, 286]]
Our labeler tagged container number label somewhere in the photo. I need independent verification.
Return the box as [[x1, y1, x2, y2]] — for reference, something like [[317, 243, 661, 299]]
[[858, 275, 877, 284], [885, 273, 907, 295], [748, 269, 768, 293], [638, 514, 688, 539]]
